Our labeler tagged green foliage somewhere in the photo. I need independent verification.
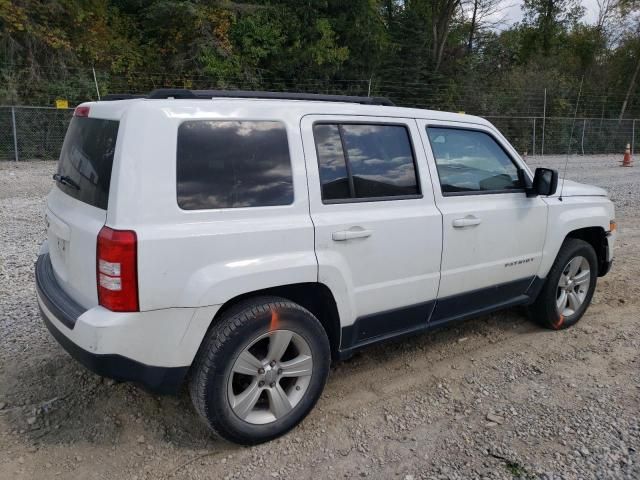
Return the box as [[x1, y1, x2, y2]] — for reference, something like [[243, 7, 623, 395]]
[[0, 0, 638, 121]]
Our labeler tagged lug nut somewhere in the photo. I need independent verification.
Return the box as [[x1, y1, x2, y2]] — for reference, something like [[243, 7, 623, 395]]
[[269, 382, 275, 388], [258, 381, 265, 387], [277, 369, 283, 375], [296, 385, 301, 391], [258, 368, 265, 374], [270, 360, 276, 367]]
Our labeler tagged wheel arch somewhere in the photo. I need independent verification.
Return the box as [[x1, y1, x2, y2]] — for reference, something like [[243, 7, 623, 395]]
[[206, 283, 342, 361], [566, 226, 609, 276], [538, 200, 612, 280]]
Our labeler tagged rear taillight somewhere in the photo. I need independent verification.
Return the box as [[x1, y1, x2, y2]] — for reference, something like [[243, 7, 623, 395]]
[[97, 226, 139, 312]]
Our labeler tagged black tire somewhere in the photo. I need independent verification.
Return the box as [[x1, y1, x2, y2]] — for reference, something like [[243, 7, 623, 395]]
[[189, 296, 331, 445], [528, 238, 598, 330]]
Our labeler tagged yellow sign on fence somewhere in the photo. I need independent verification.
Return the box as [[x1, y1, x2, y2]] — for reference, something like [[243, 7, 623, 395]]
[[55, 99, 69, 109]]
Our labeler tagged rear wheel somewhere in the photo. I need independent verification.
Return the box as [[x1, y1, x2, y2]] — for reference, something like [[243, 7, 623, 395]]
[[528, 238, 598, 330], [189, 296, 330, 445]]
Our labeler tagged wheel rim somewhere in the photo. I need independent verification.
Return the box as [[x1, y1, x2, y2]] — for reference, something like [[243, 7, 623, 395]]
[[227, 330, 313, 425], [556, 255, 591, 317]]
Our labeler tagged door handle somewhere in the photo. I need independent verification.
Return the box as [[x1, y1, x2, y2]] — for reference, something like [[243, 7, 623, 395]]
[[452, 215, 482, 228], [332, 228, 373, 241]]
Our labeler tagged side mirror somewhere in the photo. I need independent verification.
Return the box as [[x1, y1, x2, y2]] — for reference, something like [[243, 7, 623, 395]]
[[533, 167, 558, 196]]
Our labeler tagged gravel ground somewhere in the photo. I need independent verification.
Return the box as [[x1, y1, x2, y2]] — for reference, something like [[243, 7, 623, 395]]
[[0, 158, 638, 480], [526, 154, 638, 218]]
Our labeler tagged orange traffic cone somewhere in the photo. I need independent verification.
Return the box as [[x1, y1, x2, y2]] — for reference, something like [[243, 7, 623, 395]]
[[622, 143, 633, 167]]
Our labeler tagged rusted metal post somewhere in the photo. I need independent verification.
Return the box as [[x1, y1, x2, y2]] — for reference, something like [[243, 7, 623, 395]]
[[11, 106, 19, 162]]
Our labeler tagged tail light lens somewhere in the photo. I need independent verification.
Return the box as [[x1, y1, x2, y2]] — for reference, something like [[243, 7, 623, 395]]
[[97, 226, 139, 312]]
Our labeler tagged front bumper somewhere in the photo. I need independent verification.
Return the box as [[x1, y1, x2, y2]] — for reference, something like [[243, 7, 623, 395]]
[[600, 230, 616, 277], [599, 258, 613, 277], [35, 253, 189, 394]]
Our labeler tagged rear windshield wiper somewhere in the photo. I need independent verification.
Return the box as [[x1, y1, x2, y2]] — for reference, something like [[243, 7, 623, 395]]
[[53, 173, 80, 191]]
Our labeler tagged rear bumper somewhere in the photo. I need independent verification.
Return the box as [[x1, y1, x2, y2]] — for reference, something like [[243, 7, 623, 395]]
[[40, 311, 188, 394], [35, 253, 192, 394]]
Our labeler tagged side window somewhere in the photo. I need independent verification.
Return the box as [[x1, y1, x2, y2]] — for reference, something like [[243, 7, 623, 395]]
[[313, 124, 351, 201], [313, 123, 420, 202], [177, 120, 293, 209], [426, 127, 522, 194]]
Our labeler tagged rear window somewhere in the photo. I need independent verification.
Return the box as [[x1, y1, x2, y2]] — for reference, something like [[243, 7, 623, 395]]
[[176, 120, 293, 209], [56, 117, 119, 210]]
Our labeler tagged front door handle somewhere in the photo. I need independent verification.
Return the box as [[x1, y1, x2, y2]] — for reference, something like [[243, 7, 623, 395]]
[[332, 228, 373, 241], [452, 215, 482, 228]]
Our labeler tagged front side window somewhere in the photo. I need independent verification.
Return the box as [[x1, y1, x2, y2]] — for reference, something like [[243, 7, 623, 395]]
[[177, 120, 293, 209], [313, 123, 420, 202], [426, 127, 522, 194]]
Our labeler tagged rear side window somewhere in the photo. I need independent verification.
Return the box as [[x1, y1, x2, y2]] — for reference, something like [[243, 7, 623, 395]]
[[177, 121, 293, 209], [313, 124, 350, 200], [56, 117, 119, 210], [313, 123, 420, 202]]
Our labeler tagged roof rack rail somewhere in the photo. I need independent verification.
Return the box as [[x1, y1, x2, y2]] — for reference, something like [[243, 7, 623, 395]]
[[145, 88, 395, 106], [102, 93, 146, 101]]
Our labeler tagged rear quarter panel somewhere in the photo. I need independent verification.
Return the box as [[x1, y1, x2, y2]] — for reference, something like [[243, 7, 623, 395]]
[[106, 102, 317, 311]]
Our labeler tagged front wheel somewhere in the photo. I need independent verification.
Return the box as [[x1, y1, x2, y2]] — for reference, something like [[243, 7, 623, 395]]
[[189, 296, 331, 445], [528, 238, 598, 330]]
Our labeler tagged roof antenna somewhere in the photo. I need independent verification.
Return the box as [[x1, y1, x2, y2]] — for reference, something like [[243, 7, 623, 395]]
[[558, 76, 584, 201], [92, 67, 101, 101]]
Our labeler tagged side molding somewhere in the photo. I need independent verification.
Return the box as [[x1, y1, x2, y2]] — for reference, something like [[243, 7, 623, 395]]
[[340, 301, 435, 351], [430, 277, 534, 325], [339, 276, 541, 358]]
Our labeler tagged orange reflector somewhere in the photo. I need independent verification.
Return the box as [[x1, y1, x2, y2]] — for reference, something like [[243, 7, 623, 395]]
[[553, 315, 564, 329], [609, 220, 617, 233], [270, 309, 280, 331]]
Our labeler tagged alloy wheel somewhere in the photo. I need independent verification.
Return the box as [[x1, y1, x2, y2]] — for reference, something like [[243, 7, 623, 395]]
[[227, 330, 313, 425], [556, 255, 591, 317]]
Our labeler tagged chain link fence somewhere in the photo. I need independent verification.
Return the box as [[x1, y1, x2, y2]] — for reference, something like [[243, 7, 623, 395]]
[[0, 105, 637, 161], [486, 116, 638, 157], [0, 106, 73, 161]]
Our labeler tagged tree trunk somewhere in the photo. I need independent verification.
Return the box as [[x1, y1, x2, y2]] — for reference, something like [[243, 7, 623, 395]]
[[542, 0, 555, 54], [619, 49, 640, 121], [432, 0, 460, 73], [435, 27, 452, 72], [382, 0, 395, 26], [467, 0, 479, 53]]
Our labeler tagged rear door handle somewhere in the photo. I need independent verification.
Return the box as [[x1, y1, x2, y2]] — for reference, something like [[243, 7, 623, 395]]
[[452, 215, 482, 228], [332, 228, 373, 241]]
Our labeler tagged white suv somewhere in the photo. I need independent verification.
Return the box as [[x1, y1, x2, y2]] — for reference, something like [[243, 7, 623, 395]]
[[36, 89, 616, 444]]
